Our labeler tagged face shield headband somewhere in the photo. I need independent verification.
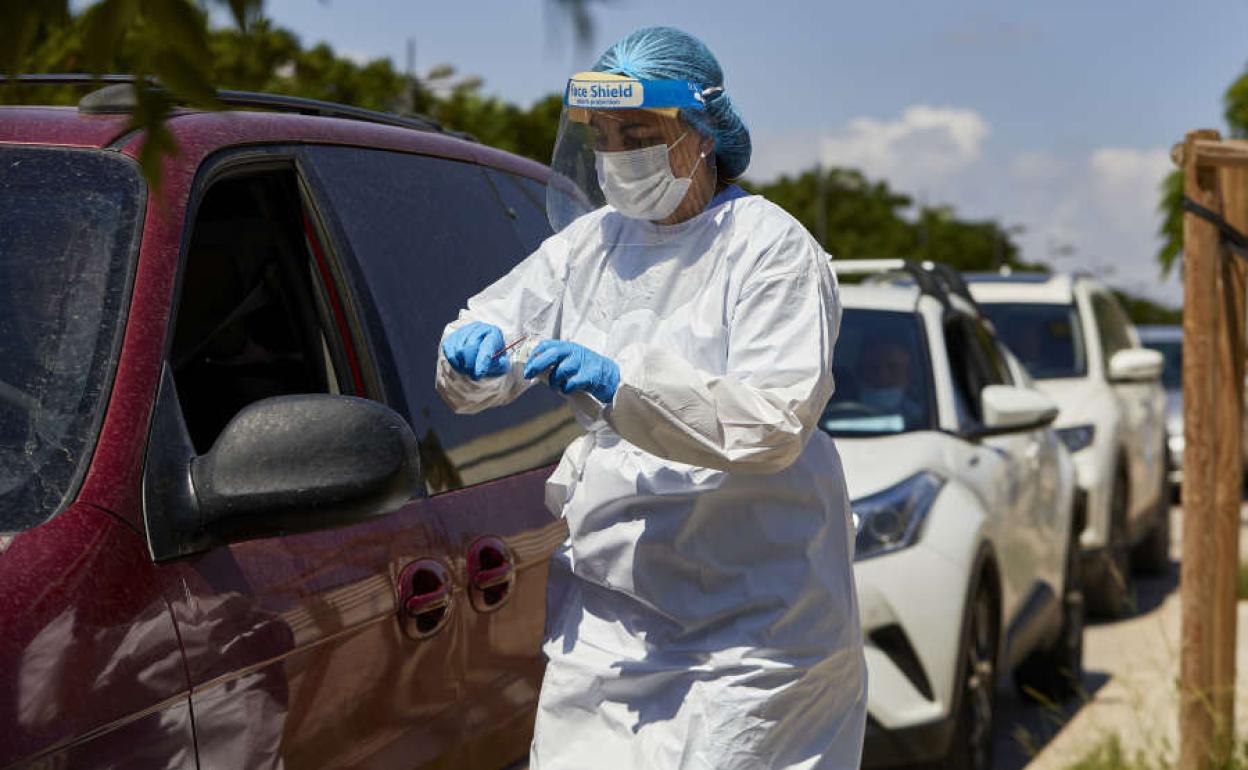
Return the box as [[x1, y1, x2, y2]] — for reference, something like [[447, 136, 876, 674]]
[[547, 73, 724, 235], [562, 75, 719, 116]]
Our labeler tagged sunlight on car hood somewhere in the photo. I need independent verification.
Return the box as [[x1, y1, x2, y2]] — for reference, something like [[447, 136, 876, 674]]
[[834, 433, 943, 501]]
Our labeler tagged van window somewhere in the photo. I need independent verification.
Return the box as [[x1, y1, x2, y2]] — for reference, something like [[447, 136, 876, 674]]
[[482, 167, 551, 254], [302, 147, 581, 493], [0, 148, 142, 533], [171, 170, 336, 453]]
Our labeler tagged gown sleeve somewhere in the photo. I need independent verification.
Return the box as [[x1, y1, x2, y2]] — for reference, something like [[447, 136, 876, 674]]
[[606, 224, 841, 474], [435, 235, 568, 414]]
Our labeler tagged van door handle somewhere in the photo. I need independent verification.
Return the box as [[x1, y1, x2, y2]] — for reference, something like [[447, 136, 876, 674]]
[[468, 537, 515, 612], [399, 559, 453, 639]]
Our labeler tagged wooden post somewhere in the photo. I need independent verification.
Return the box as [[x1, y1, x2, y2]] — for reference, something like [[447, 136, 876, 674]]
[[1213, 164, 1247, 760], [1180, 128, 1223, 770]]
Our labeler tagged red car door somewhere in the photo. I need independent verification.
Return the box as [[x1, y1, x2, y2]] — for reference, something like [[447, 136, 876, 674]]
[[149, 145, 569, 769], [298, 145, 576, 767]]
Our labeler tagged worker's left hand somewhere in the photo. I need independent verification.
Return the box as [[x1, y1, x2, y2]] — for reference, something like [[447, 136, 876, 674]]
[[524, 340, 620, 404]]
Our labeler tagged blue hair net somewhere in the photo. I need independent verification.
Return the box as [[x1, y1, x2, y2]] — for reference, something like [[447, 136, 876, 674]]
[[592, 26, 752, 181]]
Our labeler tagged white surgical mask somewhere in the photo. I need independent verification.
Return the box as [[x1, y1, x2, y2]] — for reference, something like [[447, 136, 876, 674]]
[[594, 131, 706, 221]]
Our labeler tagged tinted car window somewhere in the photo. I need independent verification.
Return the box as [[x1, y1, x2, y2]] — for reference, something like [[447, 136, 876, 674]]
[[171, 171, 332, 453], [0, 147, 143, 533], [820, 309, 935, 436], [304, 147, 580, 493], [1144, 339, 1182, 390], [944, 315, 1007, 427], [1091, 293, 1134, 364], [483, 167, 551, 254], [971, 319, 1011, 385], [980, 303, 1088, 379]]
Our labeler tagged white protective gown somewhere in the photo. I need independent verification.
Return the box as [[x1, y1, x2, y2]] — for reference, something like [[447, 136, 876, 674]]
[[436, 186, 866, 769]]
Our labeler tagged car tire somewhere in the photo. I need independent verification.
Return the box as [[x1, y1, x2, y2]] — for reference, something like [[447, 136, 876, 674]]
[[1133, 453, 1172, 575], [946, 580, 998, 770], [1014, 525, 1084, 703], [1087, 467, 1136, 619]]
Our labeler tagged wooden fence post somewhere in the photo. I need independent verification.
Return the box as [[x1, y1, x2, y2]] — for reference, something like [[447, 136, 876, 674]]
[[1180, 128, 1223, 770], [1213, 163, 1247, 760]]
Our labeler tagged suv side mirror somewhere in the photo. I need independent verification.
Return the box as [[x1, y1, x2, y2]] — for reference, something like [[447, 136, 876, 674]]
[[972, 385, 1059, 437], [1108, 348, 1164, 383], [189, 394, 421, 542]]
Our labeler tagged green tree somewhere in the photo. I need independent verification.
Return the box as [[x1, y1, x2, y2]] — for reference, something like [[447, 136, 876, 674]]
[[743, 167, 1034, 272], [3, 0, 263, 187], [3, 0, 603, 185], [1156, 63, 1248, 275], [1113, 290, 1182, 325]]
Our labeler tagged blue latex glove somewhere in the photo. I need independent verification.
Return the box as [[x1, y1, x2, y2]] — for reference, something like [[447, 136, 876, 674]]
[[523, 340, 620, 404], [442, 321, 509, 380]]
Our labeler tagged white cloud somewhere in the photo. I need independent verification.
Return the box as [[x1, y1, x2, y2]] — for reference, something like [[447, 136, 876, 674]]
[[747, 105, 1179, 305], [1088, 147, 1173, 233], [1006, 146, 1178, 304], [820, 105, 990, 195]]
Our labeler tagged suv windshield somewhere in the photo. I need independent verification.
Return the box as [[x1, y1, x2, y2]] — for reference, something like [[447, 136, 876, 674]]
[[820, 309, 934, 437], [979, 303, 1087, 380], [0, 147, 143, 533]]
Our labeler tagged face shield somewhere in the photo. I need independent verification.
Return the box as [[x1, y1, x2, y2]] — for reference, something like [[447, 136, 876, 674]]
[[547, 72, 719, 237]]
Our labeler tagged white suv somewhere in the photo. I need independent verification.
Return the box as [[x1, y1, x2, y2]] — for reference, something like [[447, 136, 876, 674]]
[[828, 261, 1080, 769], [967, 272, 1168, 617]]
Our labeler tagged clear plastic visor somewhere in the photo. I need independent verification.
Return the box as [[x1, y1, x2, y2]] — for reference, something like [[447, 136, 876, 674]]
[[546, 106, 717, 238]]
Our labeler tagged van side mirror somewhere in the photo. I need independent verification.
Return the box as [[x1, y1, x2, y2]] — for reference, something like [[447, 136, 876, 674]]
[[190, 394, 422, 542], [1108, 349, 1164, 383], [144, 367, 422, 561]]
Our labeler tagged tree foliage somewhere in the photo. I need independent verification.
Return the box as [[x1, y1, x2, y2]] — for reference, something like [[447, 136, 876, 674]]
[[3, 0, 262, 188], [1156, 63, 1248, 276], [6, 4, 1173, 320], [2, 0, 600, 187], [743, 168, 1036, 272]]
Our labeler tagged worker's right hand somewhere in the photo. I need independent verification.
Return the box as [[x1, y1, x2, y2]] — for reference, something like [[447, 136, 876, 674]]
[[442, 321, 509, 380]]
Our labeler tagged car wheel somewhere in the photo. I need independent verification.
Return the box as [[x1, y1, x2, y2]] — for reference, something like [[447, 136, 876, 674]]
[[1132, 453, 1172, 575], [1087, 467, 1136, 619], [947, 583, 998, 770], [1014, 525, 1085, 703]]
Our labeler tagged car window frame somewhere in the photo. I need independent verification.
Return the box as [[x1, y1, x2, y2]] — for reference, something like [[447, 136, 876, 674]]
[[155, 146, 384, 433]]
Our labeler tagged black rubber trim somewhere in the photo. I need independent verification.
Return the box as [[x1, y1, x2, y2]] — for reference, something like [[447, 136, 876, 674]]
[[869, 623, 935, 701]]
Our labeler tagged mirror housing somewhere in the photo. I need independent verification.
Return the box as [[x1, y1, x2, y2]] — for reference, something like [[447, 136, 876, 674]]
[[190, 394, 422, 543], [971, 385, 1059, 438], [1108, 348, 1164, 383]]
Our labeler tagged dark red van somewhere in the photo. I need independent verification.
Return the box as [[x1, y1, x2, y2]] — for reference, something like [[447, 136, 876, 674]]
[[0, 83, 575, 768]]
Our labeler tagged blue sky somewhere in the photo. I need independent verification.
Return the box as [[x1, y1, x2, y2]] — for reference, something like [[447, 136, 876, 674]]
[[248, 0, 1248, 304]]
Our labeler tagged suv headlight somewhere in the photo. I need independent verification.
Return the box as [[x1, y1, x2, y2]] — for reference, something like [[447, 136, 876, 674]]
[[852, 472, 944, 561], [1056, 424, 1096, 453]]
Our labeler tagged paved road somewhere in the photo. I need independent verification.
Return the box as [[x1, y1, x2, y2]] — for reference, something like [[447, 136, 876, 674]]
[[995, 506, 1248, 769]]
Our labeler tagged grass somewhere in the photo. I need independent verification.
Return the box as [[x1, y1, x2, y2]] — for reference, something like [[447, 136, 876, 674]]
[[1065, 737, 1153, 770], [1066, 736, 1248, 770]]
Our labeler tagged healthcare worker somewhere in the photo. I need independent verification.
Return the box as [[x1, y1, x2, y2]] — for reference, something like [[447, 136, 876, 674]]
[[436, 26, 866, 769]]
